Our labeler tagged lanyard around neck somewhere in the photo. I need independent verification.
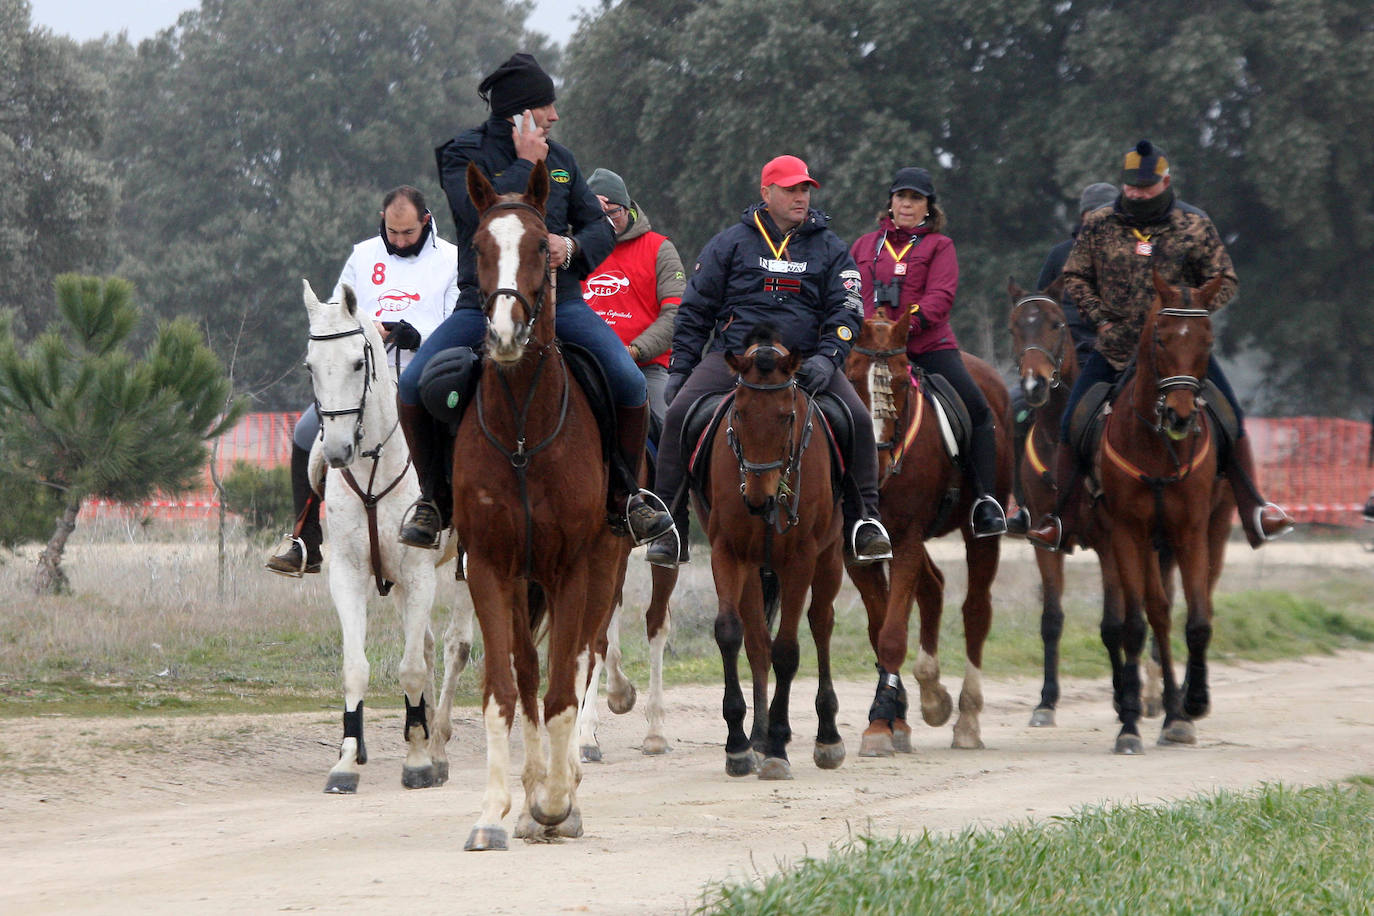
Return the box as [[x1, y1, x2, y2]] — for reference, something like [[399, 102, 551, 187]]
[[883, 238, 916, 262], [754, 210, 793, 261]]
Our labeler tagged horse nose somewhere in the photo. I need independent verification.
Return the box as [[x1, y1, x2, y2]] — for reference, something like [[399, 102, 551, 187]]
[[326, 443, 353, 468], [1022, 375, 1048, 408]]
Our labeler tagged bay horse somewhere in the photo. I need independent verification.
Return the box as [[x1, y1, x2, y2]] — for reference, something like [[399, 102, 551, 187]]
[[1097, 271, 1234, 754], [301, 280, 472, 794], [695, 323, 846, 779], [843, 312, 1011, 756], [452, 160, 631, 849]]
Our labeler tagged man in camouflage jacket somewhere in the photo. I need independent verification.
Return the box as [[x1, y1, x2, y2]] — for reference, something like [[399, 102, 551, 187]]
[[1027, 140, 1293, 552]]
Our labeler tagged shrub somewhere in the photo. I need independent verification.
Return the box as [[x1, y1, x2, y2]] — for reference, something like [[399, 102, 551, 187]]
[[221, 461, 294, 536]]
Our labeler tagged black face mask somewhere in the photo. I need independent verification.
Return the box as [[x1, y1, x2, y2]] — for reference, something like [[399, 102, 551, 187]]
[[1120, 187, 1174, 225], [381, 214, 433, 257]]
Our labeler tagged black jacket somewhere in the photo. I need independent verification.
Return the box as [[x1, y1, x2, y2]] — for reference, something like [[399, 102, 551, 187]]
[[670, 203, 862, 377], [435, 116, 614, 310]]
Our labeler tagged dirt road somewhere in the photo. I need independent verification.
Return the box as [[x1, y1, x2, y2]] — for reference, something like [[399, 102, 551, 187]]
[[4, 643, 1373, 915]]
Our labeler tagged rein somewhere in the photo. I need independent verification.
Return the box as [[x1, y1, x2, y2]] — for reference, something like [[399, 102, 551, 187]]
[[309, 321, 411, 596]]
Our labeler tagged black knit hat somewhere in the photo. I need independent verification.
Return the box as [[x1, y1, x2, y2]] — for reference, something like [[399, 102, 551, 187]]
[[889, 166, 936, 201], [478, 53, 556, 118], [1122, 139, 1170, 187]]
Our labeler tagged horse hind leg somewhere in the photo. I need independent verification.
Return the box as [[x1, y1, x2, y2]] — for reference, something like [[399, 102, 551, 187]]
[[604, 604, 637, 715], [952, 539, 995, 749], [577, 654, 606, 764], [430, 592, 475, 786], [911, 556, 954, 728], [642, 573, 674, 755]]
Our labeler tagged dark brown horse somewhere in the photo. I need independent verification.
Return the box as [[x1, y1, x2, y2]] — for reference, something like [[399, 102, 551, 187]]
[[844, 312, 1011, 756], [700, 324, 845, 780], [451, 160, 630, 849], [1098, 271, 1233, 754]]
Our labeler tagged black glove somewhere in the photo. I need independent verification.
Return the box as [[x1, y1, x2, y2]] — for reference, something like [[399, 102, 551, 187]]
[[795, 354, 836, 394], [383, 319, 422, 350], [664, 372, 689, 407]]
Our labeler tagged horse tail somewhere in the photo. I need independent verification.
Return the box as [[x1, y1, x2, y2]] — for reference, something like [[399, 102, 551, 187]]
[[527, 581, 548, 643], [761, 568, 780, 635]]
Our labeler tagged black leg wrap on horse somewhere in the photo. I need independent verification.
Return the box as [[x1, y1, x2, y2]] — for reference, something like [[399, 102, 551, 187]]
[[868, 666, 909, 723], [343, 702, 367, 764], [404, 696, 429, 741]]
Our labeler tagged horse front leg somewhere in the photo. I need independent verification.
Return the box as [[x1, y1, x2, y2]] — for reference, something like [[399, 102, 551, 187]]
[[1105, 526, 1151, 755], [530, 574, 592, 834], [711, 550, 755, 777], [953, 535, 998, 749], [757, 567, 809, 781], [809, 543, 845, 771], [642, 564, 678, 755], [430, 586, 475, 786], [1029, 546, 1066, 726], [395, 567, 440, 790], [849, 560, 908, 758], [911, 551, 953, 729], [463, 566, 518, 852], [324, 572, 370, 795], [1171, 527, 1217, 741]]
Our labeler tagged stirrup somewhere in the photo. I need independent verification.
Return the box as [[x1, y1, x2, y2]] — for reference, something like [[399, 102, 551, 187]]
[[848, 519, 893, 565], [624, 489, 676, 547], [399, 499, 442, 549], [970, 495, 1008, 539], [265, 534, 308, 578], [1005, 505, 1031, 536], [1254, 503, 1295, 542]]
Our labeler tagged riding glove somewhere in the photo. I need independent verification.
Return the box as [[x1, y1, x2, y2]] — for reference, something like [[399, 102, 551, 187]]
[[384, 320, 422, 350], [664, 372, 688, 407], [795, 354, 836, 394]]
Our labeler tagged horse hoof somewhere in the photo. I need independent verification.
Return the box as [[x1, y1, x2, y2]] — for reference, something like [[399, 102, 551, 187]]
[[401, 765, 435, 789], [464, 826, 509, 851], [641, 735, 672, 756], [580, 745, 603, 764], [859, 724, 895, 758], [323, 772, 359, 794], [813, 741, 845, 770], [951, 730, 985, 750], [758, 757, 793, 780], [1159, 720, 1198, 745], [1029, 707, 1056, 728], [1114, 734, 1144, 756], [725, 750, 757, 777], [921, 690, 954, 727], [892, 720, 914, 753], [556, 807, 584, 838], [432, 760, 449, 786], [608, 684, 637, 715], [530, 798, 572, 827]]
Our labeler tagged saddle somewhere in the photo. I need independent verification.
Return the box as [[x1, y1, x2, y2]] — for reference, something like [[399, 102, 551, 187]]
[[913, 369, 972, 465], [679, 389, 851, 515]]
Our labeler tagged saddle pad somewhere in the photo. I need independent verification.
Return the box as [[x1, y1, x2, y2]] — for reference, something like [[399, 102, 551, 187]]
[[918, 370, 971, 462]]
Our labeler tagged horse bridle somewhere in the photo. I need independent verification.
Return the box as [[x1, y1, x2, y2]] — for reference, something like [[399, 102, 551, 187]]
[[726, 343, 815, 531], [1011, 294, 1069, 388], [479, 200, 551, 351], [309, 324, 379, 455]]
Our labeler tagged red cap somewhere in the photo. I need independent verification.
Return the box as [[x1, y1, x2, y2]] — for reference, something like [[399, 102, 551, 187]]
[[760, 155, 819, 189]]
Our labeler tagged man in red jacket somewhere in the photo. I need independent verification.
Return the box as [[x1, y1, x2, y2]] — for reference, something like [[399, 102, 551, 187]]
[[583, 168, 686, 427]]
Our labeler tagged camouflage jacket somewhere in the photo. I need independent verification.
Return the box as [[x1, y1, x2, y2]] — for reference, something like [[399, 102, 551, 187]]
[[1062, 203, 1237, 370]]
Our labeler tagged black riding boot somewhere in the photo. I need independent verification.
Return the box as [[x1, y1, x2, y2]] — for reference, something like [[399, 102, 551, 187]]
[[1227, 434, 1295, 548], [968, 417, 1007, 538], [398, 402, 444, 549], [266, 443, 324, 576], [1027, 442, 1081, 553], [614, 402, 675, 546]]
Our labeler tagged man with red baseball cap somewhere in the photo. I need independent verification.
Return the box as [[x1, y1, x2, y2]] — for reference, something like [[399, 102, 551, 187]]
[[645, 154, 891, 568]]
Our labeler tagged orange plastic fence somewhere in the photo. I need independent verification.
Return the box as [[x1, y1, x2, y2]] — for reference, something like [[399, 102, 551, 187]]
[[82, 413, 1374, 528], [84, 411, 299, 522]]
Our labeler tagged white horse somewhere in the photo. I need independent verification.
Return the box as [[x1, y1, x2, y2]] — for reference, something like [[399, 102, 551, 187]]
[[302, 279, 473, 793]]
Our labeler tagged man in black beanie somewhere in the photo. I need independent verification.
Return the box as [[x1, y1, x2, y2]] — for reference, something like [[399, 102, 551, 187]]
[[396, 53, 674, 550]]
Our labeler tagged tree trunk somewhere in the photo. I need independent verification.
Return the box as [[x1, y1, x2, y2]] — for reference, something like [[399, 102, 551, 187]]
[[35, 500, 82, 595]]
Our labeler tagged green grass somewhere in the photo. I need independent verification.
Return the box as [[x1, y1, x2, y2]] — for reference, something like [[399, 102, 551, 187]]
[[696, 783, 1374, 915], [2, 525, 1372, 717]]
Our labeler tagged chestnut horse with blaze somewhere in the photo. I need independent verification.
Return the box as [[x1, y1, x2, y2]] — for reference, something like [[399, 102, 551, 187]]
[[451, 160, 631, 849], [844, 311, 1011, 756], [1097, 271, 1234, 755], [702, 324, 846, 780]]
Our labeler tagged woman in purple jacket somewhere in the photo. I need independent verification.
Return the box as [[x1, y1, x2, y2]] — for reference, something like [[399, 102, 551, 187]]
[[849, 167, 1006, 537]]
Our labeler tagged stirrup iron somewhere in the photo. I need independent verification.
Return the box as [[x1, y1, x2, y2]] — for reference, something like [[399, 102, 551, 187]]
[[265, 534, 307, 578]]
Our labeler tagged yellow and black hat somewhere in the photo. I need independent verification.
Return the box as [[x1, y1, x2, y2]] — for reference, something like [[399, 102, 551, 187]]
[[1122, 139, 1169, 187]]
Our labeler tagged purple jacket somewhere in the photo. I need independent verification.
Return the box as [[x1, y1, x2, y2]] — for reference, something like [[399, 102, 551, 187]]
[[850, 217, 959, 355]]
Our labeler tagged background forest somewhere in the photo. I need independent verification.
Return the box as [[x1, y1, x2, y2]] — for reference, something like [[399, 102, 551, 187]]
[[3, 0, 1371, 416]]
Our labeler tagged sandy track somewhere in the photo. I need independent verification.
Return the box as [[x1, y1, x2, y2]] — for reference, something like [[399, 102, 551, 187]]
[[3, 644, 1373, 915]]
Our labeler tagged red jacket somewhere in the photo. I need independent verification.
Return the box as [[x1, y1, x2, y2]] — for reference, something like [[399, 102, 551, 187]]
[[850, 217, 959, 355]]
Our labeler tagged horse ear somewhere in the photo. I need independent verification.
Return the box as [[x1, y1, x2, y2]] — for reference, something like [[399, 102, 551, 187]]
[[1045, 275, 1064, 301], [893, 308, 913, 343], [1196, 273, 1227, 309], [467, 161, 498, 214], [302, 278, 319, 306], [342, 283, 357, 317], [525, 160, 550, 214], [780, 348, 801, 376], [1008, 276, 1025, 299], [724, 350, 744, 375], [1151, 266, 1173, 302]]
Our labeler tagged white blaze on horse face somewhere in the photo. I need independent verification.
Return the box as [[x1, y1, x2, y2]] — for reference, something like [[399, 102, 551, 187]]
[[487, 213, 528, 348]]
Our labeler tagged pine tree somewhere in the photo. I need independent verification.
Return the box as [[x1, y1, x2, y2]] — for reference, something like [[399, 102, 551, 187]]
[[0, 274, 243, 592]]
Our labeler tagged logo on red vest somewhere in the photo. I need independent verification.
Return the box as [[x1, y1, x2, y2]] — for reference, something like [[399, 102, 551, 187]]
[[375, 288, 421, 315], [585, 270, 631, 300]]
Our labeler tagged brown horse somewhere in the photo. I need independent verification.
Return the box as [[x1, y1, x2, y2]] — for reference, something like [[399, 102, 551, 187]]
[[700, 323, 845, 780], [843, 312, 1011, 756], [1098, 271, 1234, 755], [451, 160, 630, 849]]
